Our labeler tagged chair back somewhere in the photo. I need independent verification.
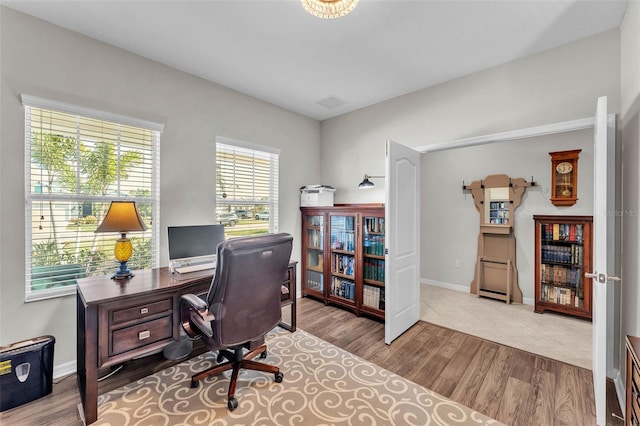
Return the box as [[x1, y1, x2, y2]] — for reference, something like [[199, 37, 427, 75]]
[[206, 233, 293, 347]]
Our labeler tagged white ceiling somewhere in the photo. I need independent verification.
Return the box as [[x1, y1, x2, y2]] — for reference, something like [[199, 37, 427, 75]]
[[3, 0, 629, 121]]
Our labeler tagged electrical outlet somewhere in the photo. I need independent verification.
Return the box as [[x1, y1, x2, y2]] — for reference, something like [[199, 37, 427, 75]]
[[455, 259, 461, 268]]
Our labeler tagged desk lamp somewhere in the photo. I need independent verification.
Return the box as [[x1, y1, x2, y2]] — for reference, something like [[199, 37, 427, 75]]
[[95, 201, 147, 280]]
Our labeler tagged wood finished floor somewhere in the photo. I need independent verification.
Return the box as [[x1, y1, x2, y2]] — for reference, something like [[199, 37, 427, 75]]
[[0, 297, 625, 426], [296, 297, 624, 426]]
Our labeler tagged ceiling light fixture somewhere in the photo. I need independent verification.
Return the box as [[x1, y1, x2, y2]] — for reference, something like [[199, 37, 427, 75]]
[[301, 0, 359, 19]]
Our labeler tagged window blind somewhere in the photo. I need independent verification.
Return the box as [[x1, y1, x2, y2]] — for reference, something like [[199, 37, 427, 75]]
[[215, 137, 279, 237], [23, 96, 161, 301]]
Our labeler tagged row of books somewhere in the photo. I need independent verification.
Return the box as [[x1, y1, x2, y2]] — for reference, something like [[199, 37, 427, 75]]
[[541, 223, 584, 243], [540, 284, 583, 308], [333, 253, 354, 276], [540, 264, 583, 288], [364, 235, 385, 256], [331, 215, 355, 232], [308, 229, 323, 249], [489, 209, 509, 219], [364, 217, 385, 234], [362, 285, 385, 310], [541, 244, 583, 265], [306, 270, 324, 292], [331, 231, 355, 251], [331, 277, 355, 301], [364, 259, 385, 282]]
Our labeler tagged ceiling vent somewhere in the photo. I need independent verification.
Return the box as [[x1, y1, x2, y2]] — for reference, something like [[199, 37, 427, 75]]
[[317, 96, 348, 109]]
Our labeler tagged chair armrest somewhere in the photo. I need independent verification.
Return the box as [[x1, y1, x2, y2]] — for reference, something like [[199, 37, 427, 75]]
[[180, 294, 215, 338], [181, 293, 208, 311]]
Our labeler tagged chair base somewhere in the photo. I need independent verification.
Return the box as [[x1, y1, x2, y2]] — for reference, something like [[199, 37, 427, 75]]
[[190, 343, 283, 411]]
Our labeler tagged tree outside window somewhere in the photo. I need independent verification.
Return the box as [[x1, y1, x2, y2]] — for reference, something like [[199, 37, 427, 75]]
[[25, 102, 160, 300]]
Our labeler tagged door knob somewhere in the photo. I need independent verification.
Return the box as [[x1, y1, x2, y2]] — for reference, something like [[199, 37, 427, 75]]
[[585, 271, 621, 283]]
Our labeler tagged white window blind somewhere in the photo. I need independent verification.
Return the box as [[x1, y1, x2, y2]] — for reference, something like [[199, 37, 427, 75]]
[[23, 96, 161, 301], [215, 137, 279, 238]]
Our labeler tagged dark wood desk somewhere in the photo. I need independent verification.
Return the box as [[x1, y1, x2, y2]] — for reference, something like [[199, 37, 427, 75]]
[[76, 262, 297, 424]]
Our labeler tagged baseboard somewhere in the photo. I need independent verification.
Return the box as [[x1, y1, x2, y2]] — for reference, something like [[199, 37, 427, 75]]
[[54, 360, 76, 379], [420, 278, 468, 293], [613, 368, 626, 415], [421, 278, 534, 306]]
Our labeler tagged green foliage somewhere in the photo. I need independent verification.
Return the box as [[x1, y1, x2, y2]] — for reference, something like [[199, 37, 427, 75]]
[[30, 131, 149, 290], [128, 189, 152, 219], [30, 132, 77, 193], [127, 237, 152, 271], [69, 215, 99, 225], [31, 241, 60, 267], [60, 247, 109, 277], [32, 239, 110, 277], [81, 143, 142, 196]]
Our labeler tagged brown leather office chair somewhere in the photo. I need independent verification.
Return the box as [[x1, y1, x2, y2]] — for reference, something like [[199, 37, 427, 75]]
[[179, 233, 293, 410]]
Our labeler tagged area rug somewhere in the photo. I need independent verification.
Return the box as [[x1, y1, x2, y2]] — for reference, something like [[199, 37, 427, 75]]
[[96, 329, 503, 425]]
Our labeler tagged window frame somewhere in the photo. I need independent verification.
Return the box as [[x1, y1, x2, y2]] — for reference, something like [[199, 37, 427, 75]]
[[22, 95, 163, 301], [215, 136, 280, 237]]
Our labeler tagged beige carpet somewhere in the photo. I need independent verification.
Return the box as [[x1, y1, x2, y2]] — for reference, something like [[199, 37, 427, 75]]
[[96, 329, 503, 425]]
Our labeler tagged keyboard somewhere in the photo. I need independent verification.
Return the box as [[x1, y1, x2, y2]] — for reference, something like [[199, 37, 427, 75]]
[[174, 262, 216, 274]]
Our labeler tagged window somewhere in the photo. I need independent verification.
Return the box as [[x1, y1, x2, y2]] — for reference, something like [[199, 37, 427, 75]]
[[23, 95, 162, 301], [215, 137, 279, 239]]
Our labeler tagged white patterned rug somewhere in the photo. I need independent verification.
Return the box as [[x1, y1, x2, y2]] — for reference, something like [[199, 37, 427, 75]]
[[97, 329, 503, 425]]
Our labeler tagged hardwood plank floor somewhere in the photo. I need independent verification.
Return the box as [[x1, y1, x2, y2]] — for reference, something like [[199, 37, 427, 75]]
[[296, 297, 625, 426], [0, 297, 625, 425]]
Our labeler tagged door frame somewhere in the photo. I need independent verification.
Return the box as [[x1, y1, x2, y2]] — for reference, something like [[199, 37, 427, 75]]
[[414, 112, 622, 417]]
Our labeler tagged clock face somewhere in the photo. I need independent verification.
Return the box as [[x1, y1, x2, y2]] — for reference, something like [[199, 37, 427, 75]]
[[556, 161, 573, 174]]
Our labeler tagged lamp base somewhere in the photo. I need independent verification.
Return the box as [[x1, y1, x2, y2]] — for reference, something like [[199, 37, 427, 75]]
[[111, 261, 134, 280]]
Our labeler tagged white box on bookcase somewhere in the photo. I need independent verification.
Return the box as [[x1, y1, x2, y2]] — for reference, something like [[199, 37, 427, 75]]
[[300, 185, 335, 207]]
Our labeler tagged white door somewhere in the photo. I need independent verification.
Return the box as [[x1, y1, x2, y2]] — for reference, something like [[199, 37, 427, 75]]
[[589, 96, 618, 425], [385, 139, 421, 344]]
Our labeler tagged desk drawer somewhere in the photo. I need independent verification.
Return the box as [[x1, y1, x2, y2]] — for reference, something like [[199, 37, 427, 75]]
[[111, 298, 172, 325], [111, 316, 172, 356]]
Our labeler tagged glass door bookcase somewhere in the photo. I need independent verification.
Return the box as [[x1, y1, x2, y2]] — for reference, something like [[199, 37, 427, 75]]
[[302, 213, 324, 298], [360, 214, 385, 317], [300, 204, 385, 321], [328, 212, 357, 308], [533, 215, 593, 320]]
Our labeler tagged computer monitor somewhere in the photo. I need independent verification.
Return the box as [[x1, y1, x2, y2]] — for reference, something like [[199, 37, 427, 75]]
[[167, 224, 225, 262]]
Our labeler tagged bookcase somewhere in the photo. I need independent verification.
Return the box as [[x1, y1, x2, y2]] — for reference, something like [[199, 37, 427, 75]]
[[533, 215, 593, 319], [626, 335, 640, 426], [301, 204, 385, 320]]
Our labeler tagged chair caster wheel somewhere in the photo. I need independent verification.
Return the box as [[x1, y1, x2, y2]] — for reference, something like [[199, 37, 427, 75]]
[[274, 372, 284, 383], [190, 380, 199, 389], [260, 350, 268, 359], [217, 353, 225, 363], [228, 397, 238, 411]]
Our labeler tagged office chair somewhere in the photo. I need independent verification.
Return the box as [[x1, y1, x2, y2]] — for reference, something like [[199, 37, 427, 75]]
[[179, 233, 293, 410]]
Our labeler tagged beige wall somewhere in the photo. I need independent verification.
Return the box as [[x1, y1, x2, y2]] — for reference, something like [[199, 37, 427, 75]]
[[620, 0, 640, 384], [320, 29, 620, 302], [0, 7, 320, 371]]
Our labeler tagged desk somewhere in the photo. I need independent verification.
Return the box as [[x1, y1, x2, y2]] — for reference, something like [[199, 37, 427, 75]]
[[76, 262, 297, 424]]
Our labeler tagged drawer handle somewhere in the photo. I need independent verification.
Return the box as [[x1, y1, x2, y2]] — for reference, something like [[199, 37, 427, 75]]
[[140, 307, 149, 315], [138, 330, 151, 340]]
